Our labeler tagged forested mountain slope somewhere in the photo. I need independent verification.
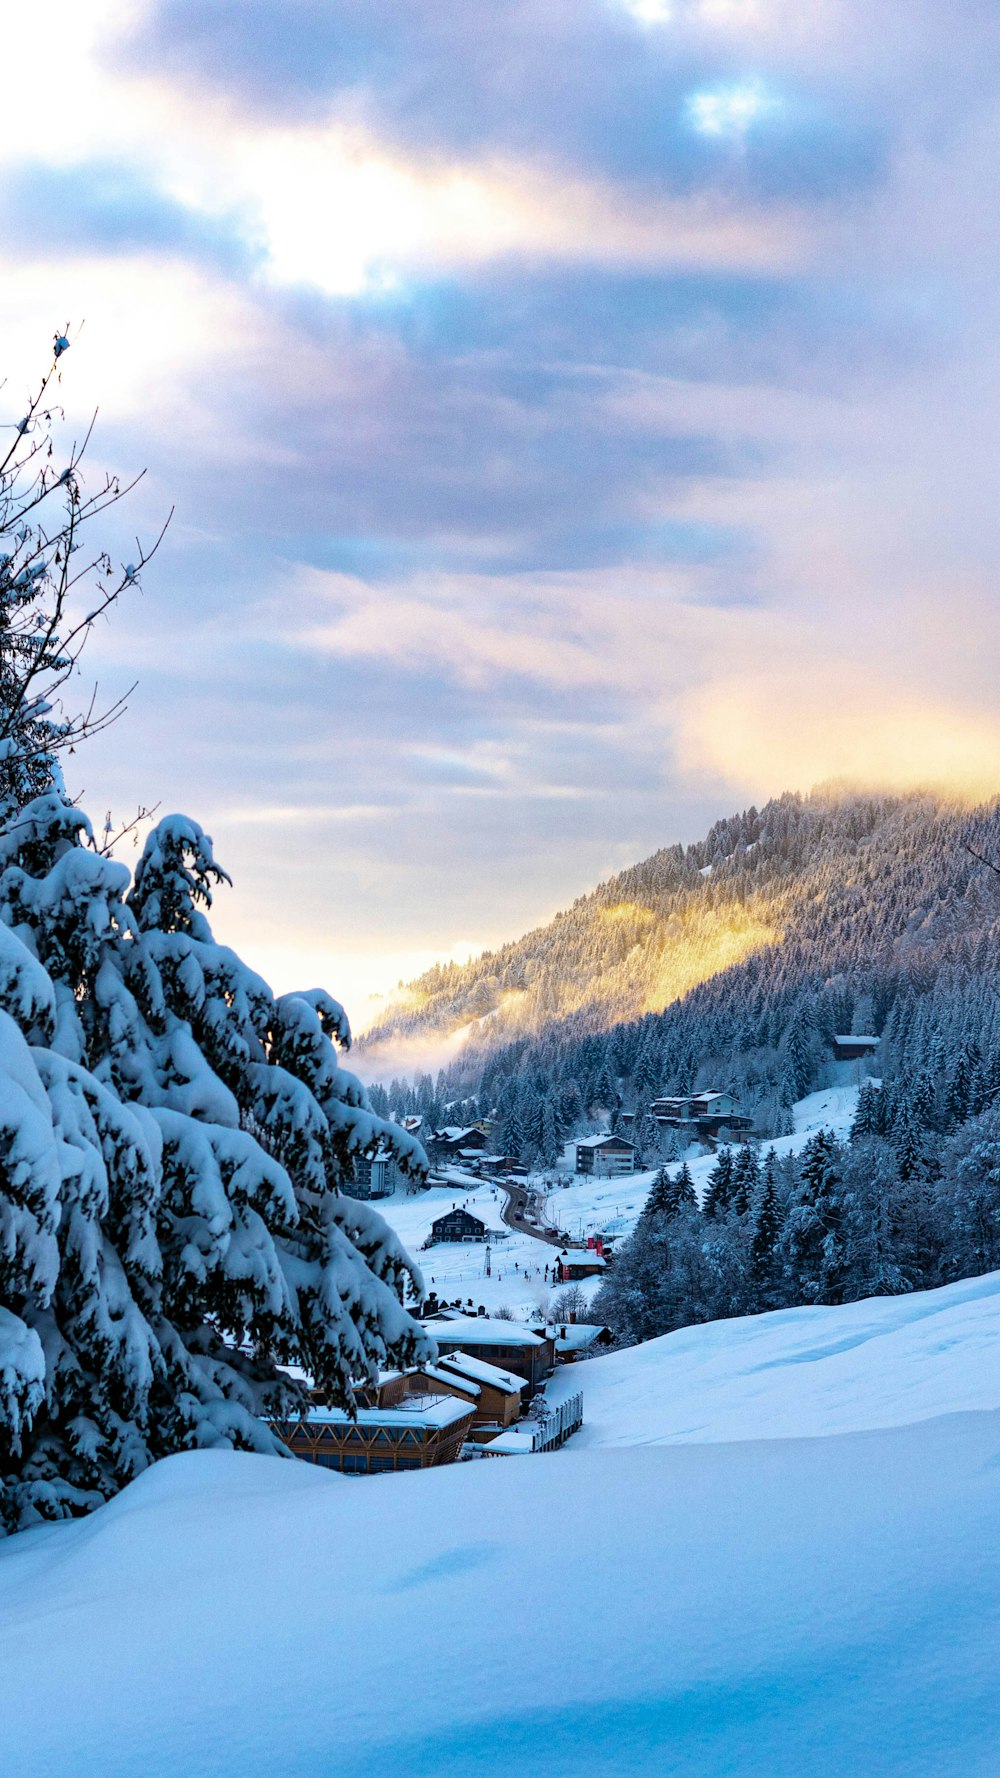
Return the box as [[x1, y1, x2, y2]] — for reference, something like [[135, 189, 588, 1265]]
[[361, 786, 1000, 1084]]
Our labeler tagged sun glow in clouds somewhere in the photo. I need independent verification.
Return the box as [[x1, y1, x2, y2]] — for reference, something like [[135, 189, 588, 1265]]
[[686, 78, 780, 139], [619, 0, 673, 24]]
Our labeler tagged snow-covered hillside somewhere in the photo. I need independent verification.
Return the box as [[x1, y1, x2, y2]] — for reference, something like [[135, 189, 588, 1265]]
[[373, 1084, 864, 1320], [548, 1268, 1000, 1446], [3, 1305, 1000, 1776]]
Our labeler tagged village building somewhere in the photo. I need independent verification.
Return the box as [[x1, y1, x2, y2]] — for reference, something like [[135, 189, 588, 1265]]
[[648, 1090, 753, 1143], [557, 1248, 607, 1282], [832, 1034, 880, 1062], [346, 1148, 403, 1200], [408, 1350, 526, 1439], [271, 1368, 475, 1473], [554, 1324, 615, 1361], [574, 1134, 637, 1178], [420, 1317, 556, 1399], [426, 1125, 490, 1164], [427, 1207, 490, 1244]]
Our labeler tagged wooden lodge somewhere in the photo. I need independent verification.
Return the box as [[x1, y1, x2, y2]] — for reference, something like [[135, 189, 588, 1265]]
[[272, 1383, 474, 1474], [832, 1034, 880, 1062], [557, 1249, 607, 1282], [554, 1323, 615, 1361], [420, 1317, 556, 1399], [408, 1350, 526, 1440]]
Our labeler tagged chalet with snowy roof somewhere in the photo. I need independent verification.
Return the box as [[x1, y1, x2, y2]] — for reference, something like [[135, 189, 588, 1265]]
[[420, 1317, 556, 1399], [649, 1091, 752, 1142], [408, 1350, 526, 1439], [832, 1034, 880, 1062], [426, 1125, 490, 1165], [574, 1134, 637, 1178], [557, 1248, 608, 1282], [554, 1324, 615, 1361], [271, 1368, 474, 1474], [428, 1207, 490, 1245]]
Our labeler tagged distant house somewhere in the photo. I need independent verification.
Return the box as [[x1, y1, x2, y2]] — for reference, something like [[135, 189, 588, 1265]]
[[428, 1207, 490, 1245], [557, 1249, 607, 1282], [421, 1317, 556, 1399], [832, 1034, 880, 1062], [554, 1324, 615, 1361], [346, 1148, 402, 1200], [649, 1091, 752, 1143], [427, 1125, 490, 1162], [575, 1135, 637, 1178]]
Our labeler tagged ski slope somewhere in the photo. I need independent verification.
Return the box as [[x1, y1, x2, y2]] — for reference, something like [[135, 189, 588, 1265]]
[[369, 1180, 566, 1317]]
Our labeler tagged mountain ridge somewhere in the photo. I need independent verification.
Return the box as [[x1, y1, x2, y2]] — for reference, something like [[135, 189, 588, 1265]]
[[358, 784, 1000, 1090]]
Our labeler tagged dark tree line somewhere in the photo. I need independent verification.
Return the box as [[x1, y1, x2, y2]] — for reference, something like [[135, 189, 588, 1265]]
[[593, 1104, 1000, 1348]]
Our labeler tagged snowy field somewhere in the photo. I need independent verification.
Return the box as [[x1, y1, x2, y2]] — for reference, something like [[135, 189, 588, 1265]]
[[370, 1179, 575, 1317], [373, 1084, 866, 1320], [4, 1272, 1000, 1776], [548, 1267, 1000, 1445]]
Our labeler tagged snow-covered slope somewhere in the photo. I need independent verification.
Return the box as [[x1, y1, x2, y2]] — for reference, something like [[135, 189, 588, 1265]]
[[548, 1269, 1000, 1446], [3, 1412, 1000, 1778], [4, 1269, 1000, 1776]]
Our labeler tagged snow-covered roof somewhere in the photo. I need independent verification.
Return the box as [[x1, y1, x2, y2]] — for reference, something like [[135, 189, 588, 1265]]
[[833, 1034, 879, 1045], [437, 1350, 526, 1395], [575, 1134, 636, 1151], [555, 1324, 610, 1352], [560, 1249, 607, 1269], [415, 1363, 482, 1398], [483, 1429, 537, 1455], [305, 1395, 473, 1431], [423, 1316, 547, 1348], [691, 1092, 730, 1104]]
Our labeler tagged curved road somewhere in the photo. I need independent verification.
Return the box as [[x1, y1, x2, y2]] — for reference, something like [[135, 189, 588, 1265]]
[[497, 1179, 570, 1249]]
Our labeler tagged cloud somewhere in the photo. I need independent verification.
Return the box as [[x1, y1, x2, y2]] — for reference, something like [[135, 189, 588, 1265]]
[[686, 78, 781, 139], [6, 0, 1000, 1014], [679, 678, 1000, 804]]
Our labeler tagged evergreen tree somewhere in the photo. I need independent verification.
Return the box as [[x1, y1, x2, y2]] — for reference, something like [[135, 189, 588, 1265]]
[[643, 1162, 697, 1222], [782, 1129, 847, 1303], [730, 1143, 761, 1215], [0, 353, 433, 1532], [703, 1147, 734, 1218]]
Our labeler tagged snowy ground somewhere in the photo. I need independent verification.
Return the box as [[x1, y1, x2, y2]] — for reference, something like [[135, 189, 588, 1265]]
[[4, 1273, 1000, 1776], [374, 1083, 866, 1320], [548, 1268, 1000, 1445], [10, 1071, 991, 1778], [371, 1178, 573, 1317]]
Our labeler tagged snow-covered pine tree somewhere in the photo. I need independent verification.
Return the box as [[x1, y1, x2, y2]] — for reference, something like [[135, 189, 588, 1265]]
[[702, 1146, 734, 1218], [0, 343, 432, 1532], [747, 1158, 783, 1307], [781, 1129, 847, 1304], [730, 1143, 761, 1215], [643, 1162, 697, 1222]]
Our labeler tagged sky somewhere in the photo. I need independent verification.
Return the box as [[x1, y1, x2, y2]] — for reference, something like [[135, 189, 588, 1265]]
[[6, 0, 1000, 1028]]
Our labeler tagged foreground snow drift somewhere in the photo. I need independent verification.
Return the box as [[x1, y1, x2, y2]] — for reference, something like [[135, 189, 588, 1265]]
[[550, 1269, 1000, 1447], [3, 1408, 1000, 1777]]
